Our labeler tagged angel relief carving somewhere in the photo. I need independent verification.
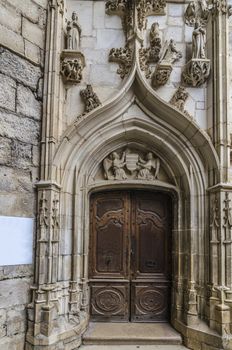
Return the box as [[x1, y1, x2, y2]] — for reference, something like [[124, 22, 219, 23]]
[[103, 150, 160, 181]]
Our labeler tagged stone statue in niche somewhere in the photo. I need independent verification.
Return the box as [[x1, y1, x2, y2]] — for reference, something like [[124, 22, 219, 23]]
[[103, 151, 127, 180], [66, 12, 81, 51], [192, 20, 206, 59], [60, 11, 85, 85], [182, 19, 210, 86], [103, 150, 160, 181], [137, 152, 160, 180]]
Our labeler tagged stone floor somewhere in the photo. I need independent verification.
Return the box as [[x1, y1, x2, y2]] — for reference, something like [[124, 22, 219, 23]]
[[81, 346, 188, 349], [82, 323, 186, 348]]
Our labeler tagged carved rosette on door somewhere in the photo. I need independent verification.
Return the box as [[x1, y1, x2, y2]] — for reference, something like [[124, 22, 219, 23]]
[[89, 190, 172, 322]]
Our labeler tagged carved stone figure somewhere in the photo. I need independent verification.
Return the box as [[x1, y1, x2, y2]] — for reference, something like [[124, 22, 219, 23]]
[[185, 1, 196, 26], [60, 52, 85, 84], [80, 85, 101, 114], [66, 12, 81, 51], [192, 20, 206, 59], [161, 39, 182, 64], [151, 40, 182, 88], [103, 151, 127, 180], [170, 86, 190, 116], [137, 152, 160, 180], [149, 22, 162, 62]]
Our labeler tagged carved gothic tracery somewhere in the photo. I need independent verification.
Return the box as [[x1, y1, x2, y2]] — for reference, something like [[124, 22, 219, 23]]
[[185, 0, 210, 27], [109, 47, 133, 79], [103, 150, 160, 181]]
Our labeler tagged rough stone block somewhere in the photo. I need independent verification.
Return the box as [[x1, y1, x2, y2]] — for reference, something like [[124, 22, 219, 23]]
[[32, 0, 48, 9], [0, 334, 25, 350], [0, 278, 31, 308], [17, 85, 41, 120], [0, 73, 16, 111], [0, 110, 40, 145], [0, 49, 42, 90], [6, 0, 44, 24], [0, 166, 33, 193], [22, 17, 45, 49], [24, 39, 41, 65], [0, 3, 21, 33], [7, 309, 26, 336], [0, 309, 6, 338], [0, 24, 24, 56], [0, 137, 11, 165], [0, 193, 35, 217], [11, 140, 33, 169]]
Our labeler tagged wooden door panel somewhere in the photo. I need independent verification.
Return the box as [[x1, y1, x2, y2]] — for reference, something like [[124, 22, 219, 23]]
[[89, 192, 129, 279], [131, 282, 170, 322], [132, 192, 171, 279], [89, 190, 172, 322], [90, 282, 129, 321]]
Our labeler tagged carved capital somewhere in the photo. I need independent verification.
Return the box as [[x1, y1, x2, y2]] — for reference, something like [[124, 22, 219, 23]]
[[182, 58, 210, 87], [60, 50, 85, 84]]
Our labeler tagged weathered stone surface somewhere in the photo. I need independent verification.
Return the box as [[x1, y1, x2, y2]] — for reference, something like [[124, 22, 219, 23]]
[[0, 137, 11, 165], [0, 309, 6, 338], [17, 85, 41, 120], [0, 110, 40, 145], [0, 49, 42, 90], [11, 140, 33, 169], [0, 278, 31, 308], [0, 24, 24, 56], [0, 334, 25, 350], [0, 193, 36, 217], [0, 2, 21, 33], [6, 0, 45, 24], [0, 264, 33, 281], [0, 73, 16, 111], [24, 39, 41, 65], [7, 309, 26, 337], [22, 17, 45, 49], [0, 166, 34, 193]]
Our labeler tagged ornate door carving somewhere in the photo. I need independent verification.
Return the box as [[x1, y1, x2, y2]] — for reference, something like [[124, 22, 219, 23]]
[[89, 191, 172, 322]]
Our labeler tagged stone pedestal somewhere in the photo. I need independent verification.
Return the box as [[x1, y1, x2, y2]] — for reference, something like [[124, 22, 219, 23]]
[[151, 62, 172, 88], [182, 58, 210, 87], [60, 50, 85, 84]]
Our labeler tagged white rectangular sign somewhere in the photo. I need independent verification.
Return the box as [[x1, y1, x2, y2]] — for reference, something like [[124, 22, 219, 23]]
[[0, 216, 34, 266]]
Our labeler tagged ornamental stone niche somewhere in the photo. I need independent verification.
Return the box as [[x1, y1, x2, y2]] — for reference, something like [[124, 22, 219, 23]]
[[60, 11, 85, 84], [182, 16, 210, 86]]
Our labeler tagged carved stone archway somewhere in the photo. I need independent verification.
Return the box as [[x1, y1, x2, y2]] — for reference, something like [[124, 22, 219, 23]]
[[25, 2, 232, 350]]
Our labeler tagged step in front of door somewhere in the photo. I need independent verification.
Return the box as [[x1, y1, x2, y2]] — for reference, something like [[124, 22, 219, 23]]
[[83, 323, 182, 345]]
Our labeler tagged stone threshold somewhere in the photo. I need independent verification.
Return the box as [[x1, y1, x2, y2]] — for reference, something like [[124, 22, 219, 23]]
[[82, 322, 183, 345]]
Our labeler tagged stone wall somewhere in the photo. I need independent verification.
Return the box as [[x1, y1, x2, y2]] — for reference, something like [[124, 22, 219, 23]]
[[0, 0, 47, 349]]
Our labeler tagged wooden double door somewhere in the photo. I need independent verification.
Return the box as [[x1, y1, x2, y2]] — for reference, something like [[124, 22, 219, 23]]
[[89, 190, 172, 322]]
